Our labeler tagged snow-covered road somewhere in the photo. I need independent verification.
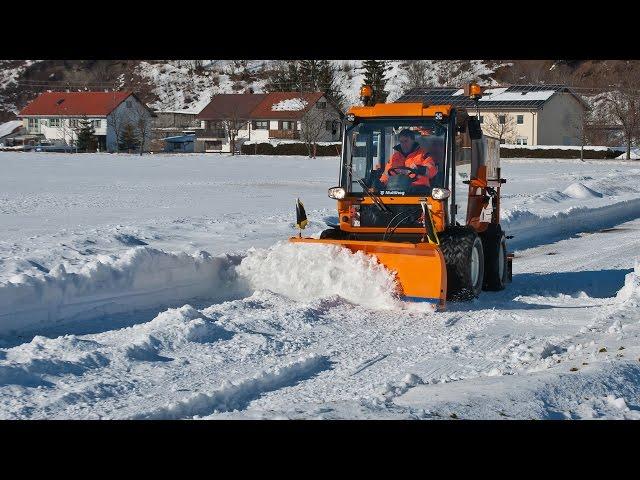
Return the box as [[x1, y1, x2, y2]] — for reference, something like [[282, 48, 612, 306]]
[[1, 153, 639, 419]]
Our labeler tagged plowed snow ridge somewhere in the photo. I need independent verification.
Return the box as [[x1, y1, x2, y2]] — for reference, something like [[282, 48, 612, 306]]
[[0, 242, 401, 336]]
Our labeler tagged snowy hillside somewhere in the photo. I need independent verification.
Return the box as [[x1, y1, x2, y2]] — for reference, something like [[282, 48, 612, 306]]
[[0, 59, 504, 115], [1, 152, 639, 419]]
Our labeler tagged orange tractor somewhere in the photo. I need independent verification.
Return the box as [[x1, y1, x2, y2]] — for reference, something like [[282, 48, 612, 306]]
[[291, 83, 512, 310]]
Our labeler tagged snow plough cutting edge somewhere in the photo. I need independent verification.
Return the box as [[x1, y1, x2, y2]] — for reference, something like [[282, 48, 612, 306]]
[[290, 83, 512, 310]]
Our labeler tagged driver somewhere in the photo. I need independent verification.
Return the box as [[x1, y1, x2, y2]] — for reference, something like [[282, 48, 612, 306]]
[[378, 129, 438, 188]]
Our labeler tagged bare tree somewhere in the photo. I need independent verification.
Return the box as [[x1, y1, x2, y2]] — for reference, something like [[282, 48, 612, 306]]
[[205, 100, 248, 156], [568, 109, 594, 161], [300, 105, 331, 158], [436, 60, 460, 86], [601, 81, 640, 160], [401, 60, 430, 90], [107, 109, 126, 153], [483, 113, 518, 144], [221, 116, 246, 155], [130, 101, 154, 155]]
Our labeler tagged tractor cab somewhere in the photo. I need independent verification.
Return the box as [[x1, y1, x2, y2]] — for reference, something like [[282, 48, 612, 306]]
[[342, 118, 448, 197]]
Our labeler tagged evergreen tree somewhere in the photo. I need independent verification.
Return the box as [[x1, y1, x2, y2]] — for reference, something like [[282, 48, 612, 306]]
[[75, 117, 98, 152], [299, 60, 345, 109], [265, 60, 345, 108], [360, 60, 392, 104], [119, 123, 139, 152], [265, 61, 301, 92], [299, 60, 320, 91]]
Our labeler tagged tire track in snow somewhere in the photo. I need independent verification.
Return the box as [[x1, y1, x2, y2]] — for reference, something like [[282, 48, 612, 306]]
[[131, 354, 331, 419]]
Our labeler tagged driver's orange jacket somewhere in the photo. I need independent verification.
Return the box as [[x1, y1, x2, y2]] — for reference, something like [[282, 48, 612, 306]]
[[379, 144, 438, 186]]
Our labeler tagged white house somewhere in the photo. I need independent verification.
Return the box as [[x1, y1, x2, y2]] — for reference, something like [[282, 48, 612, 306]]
[[18, 91, 155, 152], [397, 85, 588, 146], [196, 92, 343, 153]]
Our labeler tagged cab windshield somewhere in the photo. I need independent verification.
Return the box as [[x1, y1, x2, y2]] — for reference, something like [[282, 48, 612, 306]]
[[341, 119, 447, 196]]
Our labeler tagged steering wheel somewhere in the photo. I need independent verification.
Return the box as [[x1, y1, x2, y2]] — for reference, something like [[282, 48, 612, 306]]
[[388, 166, 419, 179]]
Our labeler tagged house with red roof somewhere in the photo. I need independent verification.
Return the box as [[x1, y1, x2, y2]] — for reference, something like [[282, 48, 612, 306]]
[[196, 92, 342, 153], [18, 91, 154, 152]]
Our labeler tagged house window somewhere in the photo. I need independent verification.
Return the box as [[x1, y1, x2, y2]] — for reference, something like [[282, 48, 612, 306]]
[[281, 121, 296, 130], [317, 101, 327, 110], [252, 120, 269, 130], [92, 120, 101, 129], [69, 119, 79, 129], [516, 137, 528, 145], [49, 118, 61, 128], [516, 115, 524, 124], [498, 115, 506, 125], [478, 115, 483, 124], [28, 118, 39, 130]]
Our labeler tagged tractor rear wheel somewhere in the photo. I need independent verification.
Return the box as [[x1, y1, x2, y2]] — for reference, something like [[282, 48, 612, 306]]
[[439, 226, 485, 301], [480, 224, 508, 291]]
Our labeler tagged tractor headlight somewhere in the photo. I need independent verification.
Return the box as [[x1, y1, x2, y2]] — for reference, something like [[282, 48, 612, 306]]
[[328, 187, 346, 199], [346, 113, 355, 122], [431, 188, 451, 200]]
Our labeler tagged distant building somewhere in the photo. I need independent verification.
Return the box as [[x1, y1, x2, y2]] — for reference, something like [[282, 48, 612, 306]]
[[196, 92, 343, 153], [151, 111, 201, 152], [163, 134, 196, 153], [154, 111, 200, 133], [396, 85, 588, 146], [0, 120, 25, 146], [18, 91, 155, 152]]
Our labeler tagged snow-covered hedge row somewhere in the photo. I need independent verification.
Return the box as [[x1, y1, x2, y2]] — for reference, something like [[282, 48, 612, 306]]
[[240, 142, 341, 156], [501, 146, 623, 159], [239, 142, 626, 159]]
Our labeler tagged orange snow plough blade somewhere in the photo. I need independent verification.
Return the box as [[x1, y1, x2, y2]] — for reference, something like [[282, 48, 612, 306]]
[[289, 237, 447, 309]]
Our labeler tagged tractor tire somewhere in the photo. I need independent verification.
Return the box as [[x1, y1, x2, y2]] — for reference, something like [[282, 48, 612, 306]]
[[319, 227, 346, 240], [480, 224, 508, 291], [439, 226, 485, 301]]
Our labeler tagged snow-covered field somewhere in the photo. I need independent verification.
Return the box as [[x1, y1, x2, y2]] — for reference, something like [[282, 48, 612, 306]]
[[1, 152, 640, 419]]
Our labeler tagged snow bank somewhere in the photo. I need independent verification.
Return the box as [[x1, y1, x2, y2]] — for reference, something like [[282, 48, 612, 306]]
[[0, 241, 406, 337], [616, 259, 640, 304], [236, 242, 400, 309], [134, 353, 329, 419], [562, 182, 603, 199], [118, 305, 233, 362], [503, 196, 640, 250], [617, 148, 640, 160], [0, 247, 244, 336]]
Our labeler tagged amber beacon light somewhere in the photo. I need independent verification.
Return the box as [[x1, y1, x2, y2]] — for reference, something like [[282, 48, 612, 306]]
[[464, 82, 483, 100]]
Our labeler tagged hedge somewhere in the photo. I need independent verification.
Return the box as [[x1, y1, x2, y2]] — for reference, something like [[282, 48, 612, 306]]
[[240, 142, 625, 160], [499, 147, 622, 159], [240, 142, 341, 156]]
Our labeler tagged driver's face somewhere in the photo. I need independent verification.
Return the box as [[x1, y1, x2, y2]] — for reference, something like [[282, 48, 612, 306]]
[[399, 135, 414, 154]]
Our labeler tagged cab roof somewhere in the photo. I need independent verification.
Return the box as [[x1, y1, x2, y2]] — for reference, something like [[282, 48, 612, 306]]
[[347, 103, 453, 118]]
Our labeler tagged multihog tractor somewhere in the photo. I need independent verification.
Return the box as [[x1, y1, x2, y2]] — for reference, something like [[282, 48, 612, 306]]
[[291, 83, 512, 310]]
